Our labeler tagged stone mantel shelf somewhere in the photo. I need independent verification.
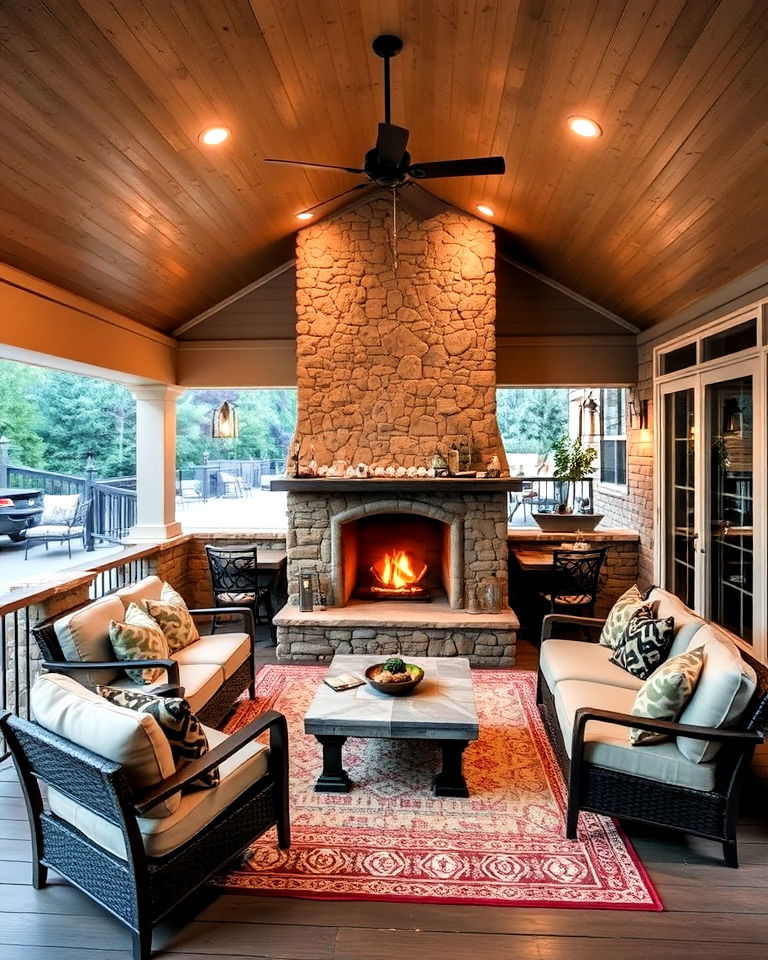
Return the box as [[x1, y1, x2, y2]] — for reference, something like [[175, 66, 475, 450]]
[[271, 477, 523, 493]]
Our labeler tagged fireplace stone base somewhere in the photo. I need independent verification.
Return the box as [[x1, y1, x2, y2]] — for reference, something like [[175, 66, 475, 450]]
[[274, 599, 518, 666]]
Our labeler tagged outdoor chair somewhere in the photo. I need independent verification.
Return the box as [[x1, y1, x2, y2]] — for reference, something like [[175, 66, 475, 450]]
[[176, 479, 203, 510], [538, 547, 606, 617], [218, 471, 247, 498], [0, 672, 290, 960], [24, 493, 91, 559], [205, 543, 277, 644]]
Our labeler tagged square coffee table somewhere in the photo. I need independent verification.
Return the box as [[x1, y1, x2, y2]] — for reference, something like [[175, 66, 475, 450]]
[[303, 654, 479, 797]]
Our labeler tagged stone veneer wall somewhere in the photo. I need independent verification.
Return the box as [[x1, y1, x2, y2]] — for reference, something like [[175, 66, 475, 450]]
[[286, 490, 509, 609], [593, 342, 654, 589], [293, 197, 508, 471]]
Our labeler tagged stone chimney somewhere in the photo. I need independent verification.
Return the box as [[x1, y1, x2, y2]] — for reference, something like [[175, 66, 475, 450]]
[[293, 196, 508, 472]]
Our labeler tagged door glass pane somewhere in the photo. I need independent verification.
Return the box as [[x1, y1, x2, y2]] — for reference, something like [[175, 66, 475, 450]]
[[664, 389, 695, 607], [708, 376, 753, 642]]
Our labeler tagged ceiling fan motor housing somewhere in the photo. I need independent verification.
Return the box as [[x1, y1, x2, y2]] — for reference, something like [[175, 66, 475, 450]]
[[364, 147, 411, 187]]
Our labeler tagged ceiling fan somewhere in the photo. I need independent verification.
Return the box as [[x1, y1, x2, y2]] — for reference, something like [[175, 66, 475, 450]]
[[264, 35, 505, 221]]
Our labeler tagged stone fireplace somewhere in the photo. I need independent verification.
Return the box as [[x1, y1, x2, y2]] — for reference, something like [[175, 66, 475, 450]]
[[273, 195, 519, 665]]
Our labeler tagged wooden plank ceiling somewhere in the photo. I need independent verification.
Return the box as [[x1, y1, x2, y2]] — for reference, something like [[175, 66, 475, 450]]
[[2, 0, 768, 334]]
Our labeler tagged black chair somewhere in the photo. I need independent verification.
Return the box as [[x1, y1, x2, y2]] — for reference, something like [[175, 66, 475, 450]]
[[205, 543, 277, 644], [538, 547, 606, 617], [0, 705, 289, 960]]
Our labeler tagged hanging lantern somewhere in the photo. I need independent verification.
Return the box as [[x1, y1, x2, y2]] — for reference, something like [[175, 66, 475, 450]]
[[212, 400, 239, 439], [579, 392, 600, 441]]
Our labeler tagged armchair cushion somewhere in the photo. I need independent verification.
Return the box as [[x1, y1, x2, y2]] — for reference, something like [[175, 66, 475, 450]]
[[109, 603, 170, 684], [47, 725, 269, 860], [109, 662, 224, 715], [554, 678, 716, 791], [540, 638, 644, 692], [172, 632, 250, 680], [40, 493, 79, 525], [678, 625, 757, 762], [598, 585, 645, 648], [609, 605, 674, 679], [53, 595, 125, 686], [145, 583, 200, 652], [98, 686, 219, 789], [629, 646, 704, 745], [30, 673, 179, 817]]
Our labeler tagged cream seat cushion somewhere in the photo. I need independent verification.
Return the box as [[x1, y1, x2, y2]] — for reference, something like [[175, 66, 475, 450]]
[[539, 639, 644, 692], [30, 673, 179, 816], [644, 587, 706, 658], [48, 726, 269, 860], [109, 662, 224, 715], [53, 595, 125, 687], [172, 633, 250, 680], [678, 624, 757, 763], [553, 678, 716, 792]]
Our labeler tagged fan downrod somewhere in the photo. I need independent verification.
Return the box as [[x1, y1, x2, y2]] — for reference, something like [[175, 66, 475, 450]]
[[372, 34, 403, 59]]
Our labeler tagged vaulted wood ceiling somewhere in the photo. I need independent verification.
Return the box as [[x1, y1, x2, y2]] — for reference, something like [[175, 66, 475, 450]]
[[2, 1, 768, 335]]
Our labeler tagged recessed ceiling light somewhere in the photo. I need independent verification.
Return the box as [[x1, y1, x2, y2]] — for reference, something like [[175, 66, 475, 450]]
[[199, 125, 230, 145], [476, 204, 494, 217], [567, 116, 602, 138], [296, 211, 314, 221]]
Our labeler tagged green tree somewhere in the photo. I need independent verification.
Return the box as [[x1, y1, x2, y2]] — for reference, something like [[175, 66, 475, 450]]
[[497, 388, 569, 458], [0, 360, 45, 467]]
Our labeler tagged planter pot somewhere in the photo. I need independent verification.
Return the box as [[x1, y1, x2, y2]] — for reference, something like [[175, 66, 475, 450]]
[[532, 512, 604, 532]]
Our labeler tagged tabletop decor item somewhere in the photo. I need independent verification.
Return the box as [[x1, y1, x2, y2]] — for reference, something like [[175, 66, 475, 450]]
[[484, 573, 502, 614], [365, 657, 424, 696]]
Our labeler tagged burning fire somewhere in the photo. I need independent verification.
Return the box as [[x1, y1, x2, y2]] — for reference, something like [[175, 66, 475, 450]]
[[371, 550, 427, 591]]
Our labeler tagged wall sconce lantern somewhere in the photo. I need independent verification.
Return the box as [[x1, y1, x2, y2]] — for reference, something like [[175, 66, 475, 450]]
[[211, 401, 239, 439], [578, 391, 600, 440], [629, 396, 649, 431], [723, 398, 743, 435]]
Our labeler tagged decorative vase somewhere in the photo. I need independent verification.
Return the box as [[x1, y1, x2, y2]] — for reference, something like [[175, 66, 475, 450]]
[[484, 574, 502, 614]]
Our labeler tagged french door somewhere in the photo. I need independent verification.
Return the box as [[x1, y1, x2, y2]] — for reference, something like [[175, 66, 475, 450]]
[[659, 358, 765, 650]]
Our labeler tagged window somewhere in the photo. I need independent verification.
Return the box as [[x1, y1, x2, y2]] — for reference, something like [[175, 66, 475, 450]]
[[599, 388, 627, 486]]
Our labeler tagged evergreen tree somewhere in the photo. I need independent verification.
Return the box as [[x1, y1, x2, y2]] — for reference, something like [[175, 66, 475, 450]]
[[0, 360, 45, 467]]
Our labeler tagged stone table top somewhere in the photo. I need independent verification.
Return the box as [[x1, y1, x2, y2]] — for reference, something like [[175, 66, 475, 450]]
[[303, 654, 479, 741]]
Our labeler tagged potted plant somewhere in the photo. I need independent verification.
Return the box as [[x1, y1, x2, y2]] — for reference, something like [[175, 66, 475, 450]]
[[532, 436, 603, 531]]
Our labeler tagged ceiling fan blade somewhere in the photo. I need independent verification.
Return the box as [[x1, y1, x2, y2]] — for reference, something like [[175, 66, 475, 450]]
[[264, 158, 365, 174], [396, 183, 449, 223], [407, 156, 506, 179], [376, 122, 409, 165], [298, 182, 370, 216]]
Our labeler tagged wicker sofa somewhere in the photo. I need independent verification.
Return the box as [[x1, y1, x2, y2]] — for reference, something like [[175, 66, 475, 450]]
[[32, 576, 256, 729], [537, 587, 768, 866]]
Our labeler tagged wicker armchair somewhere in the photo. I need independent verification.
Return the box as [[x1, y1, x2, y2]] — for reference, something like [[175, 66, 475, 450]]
[[1, 694, 290, 960], [538, 612, 768, 867]]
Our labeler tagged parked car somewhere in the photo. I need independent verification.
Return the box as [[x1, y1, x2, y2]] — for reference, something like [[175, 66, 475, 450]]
[[0, 488, 44, 541]]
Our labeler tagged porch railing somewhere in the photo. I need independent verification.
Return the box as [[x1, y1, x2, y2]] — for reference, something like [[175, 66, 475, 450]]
[[508, 476, 595, 523]]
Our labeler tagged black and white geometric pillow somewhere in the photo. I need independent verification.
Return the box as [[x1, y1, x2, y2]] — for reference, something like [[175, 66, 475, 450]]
[[97, 685, 219, 789], [610, 605, 675, 680]]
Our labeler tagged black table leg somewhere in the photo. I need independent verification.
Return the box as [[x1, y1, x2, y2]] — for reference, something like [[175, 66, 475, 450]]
[[432, 739, 470, 797], [314, 735, 351, 793]]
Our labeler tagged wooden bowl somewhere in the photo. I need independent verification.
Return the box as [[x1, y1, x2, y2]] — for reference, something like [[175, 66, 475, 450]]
[[365, 663, 424, 696]]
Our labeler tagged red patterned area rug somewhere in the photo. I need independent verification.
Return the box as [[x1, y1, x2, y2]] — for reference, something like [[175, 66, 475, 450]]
[[217, 665, 661, 910]]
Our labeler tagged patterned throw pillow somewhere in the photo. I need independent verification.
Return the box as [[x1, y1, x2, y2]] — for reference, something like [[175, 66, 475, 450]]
[[97, 686, 219, 789], [598, 584, 646, 648], [145, 582, 200, 652], [610, 605, 675, 679], [629, 646, 705, 745], [109, 602, 170, 684]]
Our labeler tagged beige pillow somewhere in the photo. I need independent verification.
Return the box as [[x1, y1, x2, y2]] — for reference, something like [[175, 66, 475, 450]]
[[31, 672, 178, 817], [599, 585, 645, 648], [109, 602, 169, 684], [145, 582, 200, 652]]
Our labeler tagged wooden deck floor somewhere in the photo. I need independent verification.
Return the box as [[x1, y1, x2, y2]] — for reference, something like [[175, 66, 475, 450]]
[[1, 637, 767, 960]]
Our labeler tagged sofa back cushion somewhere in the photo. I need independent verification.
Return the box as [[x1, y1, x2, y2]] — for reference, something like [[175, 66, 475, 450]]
[[644, 588, 705, 658], [678, 623, 757, 762], [116, 575, 164, 610], [53, 595, 125, 686], [30, 672, 178, 817]]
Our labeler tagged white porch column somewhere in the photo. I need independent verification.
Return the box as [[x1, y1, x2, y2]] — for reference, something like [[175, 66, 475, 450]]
[[128, 384, 183, 541]]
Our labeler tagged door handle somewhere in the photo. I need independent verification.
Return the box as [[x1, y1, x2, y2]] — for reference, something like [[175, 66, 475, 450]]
[[693, 532, 706, 555]]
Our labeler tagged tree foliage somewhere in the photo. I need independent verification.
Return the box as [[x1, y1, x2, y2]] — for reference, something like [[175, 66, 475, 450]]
[[496, 389, 569, 457]]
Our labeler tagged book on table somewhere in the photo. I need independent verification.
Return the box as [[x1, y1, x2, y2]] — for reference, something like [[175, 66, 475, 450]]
[[324, 673, 365, 692]]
